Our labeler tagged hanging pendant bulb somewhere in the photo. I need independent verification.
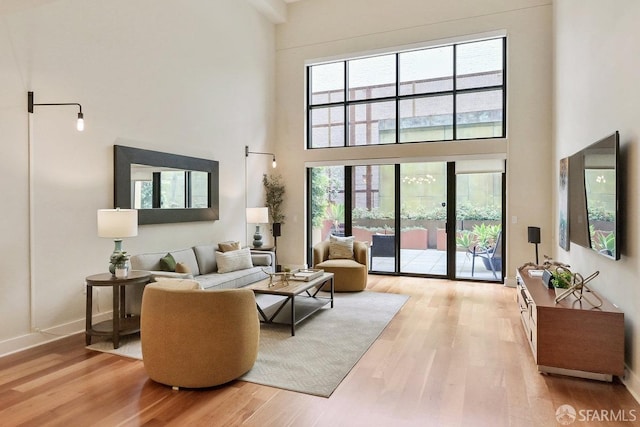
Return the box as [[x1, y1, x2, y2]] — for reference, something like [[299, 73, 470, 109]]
[[77, 112, 85, 131]]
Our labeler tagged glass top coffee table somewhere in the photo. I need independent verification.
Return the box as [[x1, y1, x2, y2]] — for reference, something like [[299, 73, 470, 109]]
[[246, 272, 334, 336]]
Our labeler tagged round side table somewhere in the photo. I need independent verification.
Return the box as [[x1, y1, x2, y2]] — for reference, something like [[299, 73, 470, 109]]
[[85, 271, 151, 349]]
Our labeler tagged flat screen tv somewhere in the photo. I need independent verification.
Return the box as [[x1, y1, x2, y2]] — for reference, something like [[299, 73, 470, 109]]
[[568, 131, 620, 260]]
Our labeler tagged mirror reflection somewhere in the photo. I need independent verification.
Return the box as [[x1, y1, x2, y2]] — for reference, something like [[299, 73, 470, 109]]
[[131, 164, 209, 209], [584, 138, 617, 258]]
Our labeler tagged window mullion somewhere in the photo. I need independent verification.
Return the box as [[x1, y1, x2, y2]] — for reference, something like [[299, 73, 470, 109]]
[[502, 37, 507, 138], [395, 52, 400, 144], [453, 44, 457, 141], [344, 61, 349, 147]]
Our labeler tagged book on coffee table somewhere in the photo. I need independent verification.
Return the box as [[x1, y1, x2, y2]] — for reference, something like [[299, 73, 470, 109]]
[[290, 269, 324, 281]]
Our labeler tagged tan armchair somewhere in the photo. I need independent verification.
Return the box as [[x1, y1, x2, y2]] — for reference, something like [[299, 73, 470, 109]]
[[141, 281, 259, 389], [313, 240, 368, 292]]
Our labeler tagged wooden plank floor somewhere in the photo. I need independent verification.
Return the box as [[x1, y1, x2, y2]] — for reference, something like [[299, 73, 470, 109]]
[[1, 276, 638, 426]]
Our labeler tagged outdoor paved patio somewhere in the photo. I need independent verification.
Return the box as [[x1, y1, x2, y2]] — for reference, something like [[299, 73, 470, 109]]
[[370, 248, 500, 281]]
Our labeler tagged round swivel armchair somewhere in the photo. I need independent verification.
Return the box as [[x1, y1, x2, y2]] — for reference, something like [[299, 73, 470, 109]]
[[141, 281, 259, 389], [313, 239, 368, 292]]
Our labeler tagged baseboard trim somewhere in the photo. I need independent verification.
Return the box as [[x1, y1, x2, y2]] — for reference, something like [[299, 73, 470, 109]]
[[0, 312, 112, 358], [621, 363, 640, 404]]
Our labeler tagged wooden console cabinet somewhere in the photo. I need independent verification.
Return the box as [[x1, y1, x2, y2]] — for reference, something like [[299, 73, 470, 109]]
[[516, 267, 624, 381]]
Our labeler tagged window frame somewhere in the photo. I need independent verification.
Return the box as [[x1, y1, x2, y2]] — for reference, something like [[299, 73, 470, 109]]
[[306, 36, 507, 149]]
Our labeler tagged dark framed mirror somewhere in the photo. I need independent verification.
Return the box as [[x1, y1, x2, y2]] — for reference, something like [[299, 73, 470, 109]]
[[114, 145, 219, 224]]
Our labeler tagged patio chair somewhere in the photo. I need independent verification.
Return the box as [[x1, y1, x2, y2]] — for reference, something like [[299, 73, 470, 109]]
[[470, 231, 502, 279], [370, 234, 395, 266]]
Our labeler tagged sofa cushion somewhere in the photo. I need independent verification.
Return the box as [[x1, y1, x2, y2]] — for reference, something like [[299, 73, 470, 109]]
[[251, 253, 272, 267], [148, 271, 194, 281], [168, 248, 201, 276], [329, 235, 355, 260], [216, 248, 253, 273], [198, 266, 269, 290], [153, 278, 202, 290], [160, 253, 177, 271], [175, 262, 191, 274], [131, 248, 200, 276], [218, 241, 241, 252], [193, 244, 218, 275]]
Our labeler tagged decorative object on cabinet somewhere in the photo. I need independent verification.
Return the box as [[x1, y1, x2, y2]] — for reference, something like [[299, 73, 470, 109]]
[[551, 266, 603, 307]]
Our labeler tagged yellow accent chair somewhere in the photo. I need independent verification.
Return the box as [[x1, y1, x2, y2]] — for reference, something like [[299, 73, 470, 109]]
[[141, 280, 259, 389], [313, 240, 368, 292]]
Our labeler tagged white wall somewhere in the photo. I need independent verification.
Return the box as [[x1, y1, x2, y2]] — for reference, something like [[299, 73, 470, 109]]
[[0, 0, 276, 354], [554, 0, 640, 400], [274, 0, 553, 281]]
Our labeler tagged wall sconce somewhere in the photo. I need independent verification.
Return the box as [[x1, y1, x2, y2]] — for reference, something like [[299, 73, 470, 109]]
[[245, 145, 276, 168], [28, 91, 85, 131]]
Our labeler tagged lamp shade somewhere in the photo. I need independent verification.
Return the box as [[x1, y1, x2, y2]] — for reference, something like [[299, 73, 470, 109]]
[[97, 209, 138, 238], [246, 207, 269, 224]]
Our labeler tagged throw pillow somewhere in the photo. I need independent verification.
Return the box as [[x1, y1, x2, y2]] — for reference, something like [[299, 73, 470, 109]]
[[218, 240, 241, 252], [216, 247, 253, 273], [329, 235, 355, 260], [159, 253, 177, 272], [175, 262, 191, 274]]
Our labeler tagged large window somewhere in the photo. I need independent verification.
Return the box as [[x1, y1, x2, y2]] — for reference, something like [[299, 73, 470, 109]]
[[307, 37, 506, 148]]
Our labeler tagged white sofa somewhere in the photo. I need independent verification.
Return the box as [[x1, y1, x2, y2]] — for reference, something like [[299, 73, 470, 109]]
[[126, 244, 274, 314], [130, 244, 275, 290]]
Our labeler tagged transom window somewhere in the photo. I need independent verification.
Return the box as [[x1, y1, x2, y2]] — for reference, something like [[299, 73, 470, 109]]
[[307, 37, 506, 148]]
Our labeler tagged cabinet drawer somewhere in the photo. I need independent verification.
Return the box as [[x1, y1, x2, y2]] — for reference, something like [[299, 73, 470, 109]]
[[530, 304, 537, 326]]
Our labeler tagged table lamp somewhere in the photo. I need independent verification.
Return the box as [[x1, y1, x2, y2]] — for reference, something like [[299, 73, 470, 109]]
[[246, 207, 269, 248], [98, 208, 138, 274]]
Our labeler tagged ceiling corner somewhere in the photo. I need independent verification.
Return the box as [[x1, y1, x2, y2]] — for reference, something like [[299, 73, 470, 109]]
[[247, 0, 288, 24]]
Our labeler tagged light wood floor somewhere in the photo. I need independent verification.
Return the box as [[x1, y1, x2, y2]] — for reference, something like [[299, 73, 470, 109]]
[[1, 276, 638, 426]]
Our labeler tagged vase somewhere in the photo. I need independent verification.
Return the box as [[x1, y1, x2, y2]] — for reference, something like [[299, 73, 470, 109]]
[[115, 266, 129, 278]]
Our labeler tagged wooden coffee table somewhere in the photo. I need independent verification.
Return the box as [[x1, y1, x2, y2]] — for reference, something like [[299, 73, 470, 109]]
[[246, 272, 334, 336]]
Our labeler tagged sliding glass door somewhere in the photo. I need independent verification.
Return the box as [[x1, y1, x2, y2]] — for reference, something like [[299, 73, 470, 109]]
[[454, 164, 504, 281], [399, 162, 447, 275], [352, 165, 396, 273], [308, 160, 504, 282]]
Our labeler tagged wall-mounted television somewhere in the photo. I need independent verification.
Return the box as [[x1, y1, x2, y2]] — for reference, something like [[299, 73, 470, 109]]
[[568, 131, 620, 260]]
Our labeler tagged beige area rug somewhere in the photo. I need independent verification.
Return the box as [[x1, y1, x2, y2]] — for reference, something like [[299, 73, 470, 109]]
[[87, 291, 408, 397]]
